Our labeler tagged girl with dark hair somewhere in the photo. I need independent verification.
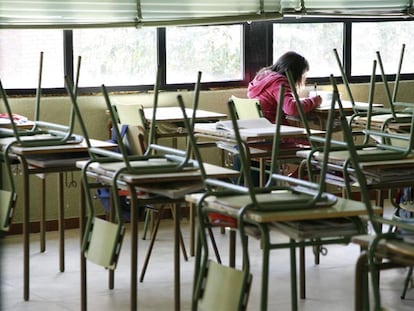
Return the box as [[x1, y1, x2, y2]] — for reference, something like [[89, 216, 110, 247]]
[[247, 51, 322, 123]]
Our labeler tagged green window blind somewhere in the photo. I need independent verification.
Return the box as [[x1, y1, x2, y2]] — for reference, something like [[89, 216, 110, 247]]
[[0, 0, 283, 29], [282, 0, 413, 15]]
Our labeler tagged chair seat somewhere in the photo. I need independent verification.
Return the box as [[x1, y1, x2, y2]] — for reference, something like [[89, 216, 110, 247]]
[[378, 240, 414, 262], [273, 218, 361, 240], [214, 190, 337, 211], [351, 234, 374, 248], [353, 234, 414, 262]]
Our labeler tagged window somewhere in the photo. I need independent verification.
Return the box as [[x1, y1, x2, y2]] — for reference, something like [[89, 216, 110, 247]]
[[165, 25, 243, 84], [273, 23, 343, 78], [352, 21, 414, 76], [3, 18, 414, 95], [0, 29, 63, 89], [73, 28, 158, 87]]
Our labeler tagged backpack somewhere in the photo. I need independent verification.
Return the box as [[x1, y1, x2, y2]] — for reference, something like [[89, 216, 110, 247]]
[[394, 187, 414, 242], [96, 123, 145, 221]]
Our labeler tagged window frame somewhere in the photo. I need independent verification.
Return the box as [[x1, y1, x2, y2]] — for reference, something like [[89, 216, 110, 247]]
[[4, 16, 414, 96]]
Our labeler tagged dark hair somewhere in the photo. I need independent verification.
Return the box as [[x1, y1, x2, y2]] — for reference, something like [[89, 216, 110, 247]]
[[259, 51, 309, 85]]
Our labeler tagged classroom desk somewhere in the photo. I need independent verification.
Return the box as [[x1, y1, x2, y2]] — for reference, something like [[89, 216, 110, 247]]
[[299, 148, 414, 207], [0, 119, 34, 130], [351, 112, 412, 132], [286, 101, 383, 130], [143, 107, 227, 146], [112, 106, 226, 142], [76, 160, 239, 311], [186, 193, 382, 311], [143, 106, 227, 124], [194, 122, 323, 186], [0, 137, 115, 301]]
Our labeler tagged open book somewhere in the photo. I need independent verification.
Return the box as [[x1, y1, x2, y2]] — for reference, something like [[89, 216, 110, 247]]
[[215, 118, 304, 137]]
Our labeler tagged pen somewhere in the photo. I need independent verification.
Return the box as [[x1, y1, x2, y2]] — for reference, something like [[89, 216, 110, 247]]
[[314, 82, 318, 96]]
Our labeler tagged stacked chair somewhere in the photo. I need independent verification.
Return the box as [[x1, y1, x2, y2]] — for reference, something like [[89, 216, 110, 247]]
[[336, 45, 412, 133], [0, 52, 82, 233], [65, 66, 203, 309], [282, 69, 366, 299], [319, 76, 414, 310], [183, 83, 368, 310]]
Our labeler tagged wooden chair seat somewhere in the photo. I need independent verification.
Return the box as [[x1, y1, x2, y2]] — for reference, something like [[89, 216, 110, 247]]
[[273, 218, 361, 240]]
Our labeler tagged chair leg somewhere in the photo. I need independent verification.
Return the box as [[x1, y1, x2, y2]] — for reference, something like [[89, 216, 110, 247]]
[[229, 229, 236, 268], [139, 206, 165, 282], [40, 178, 46, 252], [140, 204, 190, 282], [207, 227, 222, 264], [299, 246, 306, 299], [401, 266, 413, 299], [170, 204, 188, 261]]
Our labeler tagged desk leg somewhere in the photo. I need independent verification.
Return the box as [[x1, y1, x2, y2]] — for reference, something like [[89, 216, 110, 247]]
[[129, 184, 138, 311], [173, 203, 180, 311], [299, 246, 305, 299], [58, 173, 65, 272], [40, 178, 46, 252], [21, 157, 30, 301], [259, 159, 265, 187], [290, 239, 298, 311], [80, 182, 87, 311], [190, 202, 195, 257], [261, 228, 270, 311]]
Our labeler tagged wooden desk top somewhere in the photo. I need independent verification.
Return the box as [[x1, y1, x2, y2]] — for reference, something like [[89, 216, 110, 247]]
[[0, 137, 116, 156], [0, 119, 34, 129], [77, 160, 238, 184], [186, 193, 381, 223], [194, 122, 322, 143], [144, 107, 227, 123], [315, 101, 383, 113]]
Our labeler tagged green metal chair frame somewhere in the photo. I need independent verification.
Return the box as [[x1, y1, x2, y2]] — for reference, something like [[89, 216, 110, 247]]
[[268, 69, 366, 299], [0, 53, 82, 233], [334, 45, 413, 146], [182, 84, 353, 310], [327, 77, 414, 310], [0, 52, 81, 146], [65, 66, 201, 270], [111, 102, 190, 279]]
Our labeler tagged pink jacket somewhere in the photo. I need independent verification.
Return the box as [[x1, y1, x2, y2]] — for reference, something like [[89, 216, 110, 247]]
[[247, 71, 319, 123]]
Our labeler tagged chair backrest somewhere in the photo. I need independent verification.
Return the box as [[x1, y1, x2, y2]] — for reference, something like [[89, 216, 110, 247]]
[[112, 103, 146, 127], [197, 260, 252, 311], [111, 105, 148, 156], [230, 95, 263, 120], [0, 189, 17, 232]]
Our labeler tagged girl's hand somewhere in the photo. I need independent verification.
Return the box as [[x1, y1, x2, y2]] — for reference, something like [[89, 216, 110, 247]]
[[313, 95, 322, 106]]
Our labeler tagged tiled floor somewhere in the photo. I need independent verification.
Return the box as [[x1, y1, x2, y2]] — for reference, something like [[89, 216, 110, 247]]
[[1, 207, 414, 311]]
